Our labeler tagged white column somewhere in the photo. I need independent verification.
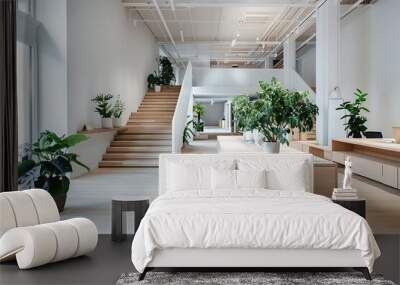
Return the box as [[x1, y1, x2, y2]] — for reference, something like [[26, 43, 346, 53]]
[[316, 0, 341, 146], [283, 37, 296, 89]]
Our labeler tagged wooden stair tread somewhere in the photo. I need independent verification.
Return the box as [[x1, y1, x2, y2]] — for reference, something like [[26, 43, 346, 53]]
[[99, 160, 159, 168], [103, 153, 160, 159], [107, 146, 171, 153], [111, 140, 171, 146], [115, 134, 172, 140]]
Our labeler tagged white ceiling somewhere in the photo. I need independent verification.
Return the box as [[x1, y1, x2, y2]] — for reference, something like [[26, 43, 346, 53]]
[[122, 0, 320, 66]]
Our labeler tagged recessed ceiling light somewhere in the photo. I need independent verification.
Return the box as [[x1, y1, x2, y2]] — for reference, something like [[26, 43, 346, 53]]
[[236, 33, 240, 37], [256, 36, 260, 41]]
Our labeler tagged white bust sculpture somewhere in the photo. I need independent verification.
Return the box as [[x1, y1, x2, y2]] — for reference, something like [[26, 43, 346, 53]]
[[343, 156, 353, 190]]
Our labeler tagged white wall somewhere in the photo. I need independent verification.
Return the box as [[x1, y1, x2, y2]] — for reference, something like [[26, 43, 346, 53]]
[[67, 0, 158, 133], [193, 68, 284, 96], [202, 102, 225, 126], [296, 45, 316, 89], [36, 0, 68, 135], [341, 0, 400, 136]]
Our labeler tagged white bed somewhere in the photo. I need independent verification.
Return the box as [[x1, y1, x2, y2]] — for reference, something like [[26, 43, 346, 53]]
[[131, 154, 380, 280]]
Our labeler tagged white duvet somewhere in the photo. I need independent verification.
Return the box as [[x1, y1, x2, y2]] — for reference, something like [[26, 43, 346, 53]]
[[131, 190, 380, 273]]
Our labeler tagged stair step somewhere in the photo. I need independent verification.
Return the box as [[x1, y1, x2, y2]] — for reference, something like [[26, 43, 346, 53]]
[[99, 159, 159, 168], [147, 92, 179, 96], [119, 128, 171, 134], [127, 122, 171, 127], [143, 97, 179, 100], [131, 112, 174, 117], [115, 134, 172, 140], [140, 103, 177, 108], [129, 118, 172, 123], [111, 140, 171, 146], [103, 153, 160, 160], [106, 146, 171, 153], [138, 109, 175, 113]]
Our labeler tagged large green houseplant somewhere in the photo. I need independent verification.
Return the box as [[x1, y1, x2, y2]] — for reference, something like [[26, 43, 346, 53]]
[[159, 56, 175, 85], [193, 103, 205, 132], [336, 89, 369, 138], [18, 131, 89, 212], [232, 78, 318, 153], [232, 95, 259, 142]]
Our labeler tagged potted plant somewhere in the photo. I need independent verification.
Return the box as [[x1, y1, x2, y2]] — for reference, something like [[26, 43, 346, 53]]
[[160, 56, 175, 86], [336, 89, 369, 138], [232, 95, 259, 143], [91, 93, 114, 128], [254, 78, 318, 153], [147, 72, 162, 92], [193, 103, 205, 132], [112, 95, 125, 128], [17, 131, 90, 212]]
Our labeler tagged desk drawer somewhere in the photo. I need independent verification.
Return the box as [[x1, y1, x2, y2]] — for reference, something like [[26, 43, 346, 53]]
[[351, 155, 382, 182]]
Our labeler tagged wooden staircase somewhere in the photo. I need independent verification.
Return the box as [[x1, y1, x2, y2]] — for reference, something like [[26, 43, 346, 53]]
[[99, 86, 181, 168]]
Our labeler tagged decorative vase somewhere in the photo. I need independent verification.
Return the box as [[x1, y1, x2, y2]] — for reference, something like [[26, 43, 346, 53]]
[[393, 127, 400, 144], [243, 130, 254, 144], [102, 117, 113, 129], [53, 194, 66, 213], [155, 85, 161, 92], [263, 142, 280, 153], [113, 117, 123, 128]]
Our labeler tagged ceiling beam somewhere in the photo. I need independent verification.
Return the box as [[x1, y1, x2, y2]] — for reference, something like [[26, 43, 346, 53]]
[[122, 0, 316, 8], [126, 18, 305, 24], [159, 40, 280, 46]]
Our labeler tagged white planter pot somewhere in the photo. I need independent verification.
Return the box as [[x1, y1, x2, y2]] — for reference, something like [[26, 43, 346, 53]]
[[113, 117, 123, 128], [393, 127, 400, 144], [101, 118, 113, 129], [253, 130, 264, 146], [243, 130, 254, 144], [262, 142, 280, 153], [154, 85, 161, 92]]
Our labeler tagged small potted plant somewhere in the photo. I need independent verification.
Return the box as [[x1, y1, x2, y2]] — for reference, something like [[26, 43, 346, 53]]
[[254, 78, 318, 153], [336, 89, 369, 138], [17, 131, 89, 212], [193, 103, 205, 132], [91, 93, 114, 128], [112, 95, 125, 128], [147, 72, 162, 92]]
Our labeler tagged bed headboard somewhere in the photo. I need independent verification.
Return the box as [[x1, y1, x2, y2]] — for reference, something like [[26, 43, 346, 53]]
[[159, 153, 314, 195]]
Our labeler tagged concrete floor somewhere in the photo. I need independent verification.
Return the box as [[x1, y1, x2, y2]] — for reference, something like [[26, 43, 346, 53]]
[[1, 235, 398, 285], [0, 235, 133, 285]]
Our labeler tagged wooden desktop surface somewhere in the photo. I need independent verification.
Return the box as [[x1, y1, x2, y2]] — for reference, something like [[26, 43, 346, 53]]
[[331, 138, 400, 162]]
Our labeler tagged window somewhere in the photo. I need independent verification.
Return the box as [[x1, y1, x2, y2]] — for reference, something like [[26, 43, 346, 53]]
[[16, 0, 38, 152]]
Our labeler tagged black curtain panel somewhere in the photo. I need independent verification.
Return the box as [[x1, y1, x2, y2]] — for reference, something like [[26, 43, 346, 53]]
[[0, 0, 18, 192]]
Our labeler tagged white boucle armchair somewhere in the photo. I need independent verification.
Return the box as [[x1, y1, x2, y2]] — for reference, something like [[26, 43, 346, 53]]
[[0, 189, 98, 269]]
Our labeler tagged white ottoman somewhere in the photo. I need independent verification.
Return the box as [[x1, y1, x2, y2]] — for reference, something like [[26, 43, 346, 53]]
[[0, 189, 98, 269]]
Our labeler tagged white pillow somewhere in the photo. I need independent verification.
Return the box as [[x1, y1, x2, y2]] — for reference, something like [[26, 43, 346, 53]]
[[211, 168, 236, 190], [237, 158, 309, 191], [167, 162, 210, 191], [236, 169, 267, 189], [167, 159, 236, 192]]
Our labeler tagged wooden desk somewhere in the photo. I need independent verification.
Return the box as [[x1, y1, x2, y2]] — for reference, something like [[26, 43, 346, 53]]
[[332, 138, 400, 162]]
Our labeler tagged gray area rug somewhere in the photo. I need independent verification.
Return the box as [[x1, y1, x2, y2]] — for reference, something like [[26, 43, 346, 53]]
[[116, 272, 396, 285]]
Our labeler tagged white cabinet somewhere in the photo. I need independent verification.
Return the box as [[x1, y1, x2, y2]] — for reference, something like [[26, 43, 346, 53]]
[[351, 155, 383, 182], [332, 151, 346, 164], [382, 164, 398, 189]]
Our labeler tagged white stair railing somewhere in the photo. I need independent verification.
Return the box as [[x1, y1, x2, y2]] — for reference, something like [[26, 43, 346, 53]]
[[172, 62, 193, 153]]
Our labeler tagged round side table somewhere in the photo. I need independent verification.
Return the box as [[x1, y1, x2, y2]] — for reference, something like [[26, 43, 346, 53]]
[[111, 196, 150, 242]]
